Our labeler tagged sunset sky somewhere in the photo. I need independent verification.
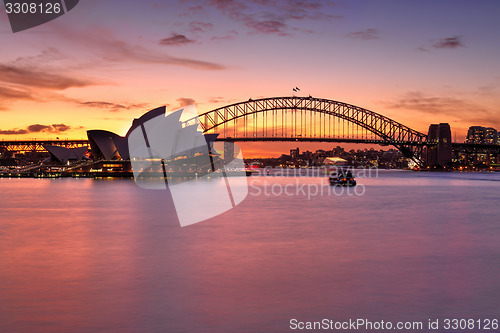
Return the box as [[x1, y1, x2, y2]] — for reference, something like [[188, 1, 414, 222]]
[[1, 0, 500, 156]]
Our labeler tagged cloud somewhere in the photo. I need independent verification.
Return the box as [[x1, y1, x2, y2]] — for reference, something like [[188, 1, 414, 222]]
[[27, 124, 52, 133], [386, 91, 498, 125], [79, 101, 149, 112], [203, 0, 338, 36], [477, 78, 500, 96], [0, 86, 35, 102], [159, 34, 196, 46], [208, 96, 234, 104], [210, 30, 238, 41], [247, 20, 287, 35], [0, 124, 72, 135], [0, 58, 100, 110], [51, 124, 71, 132], [53, 26, 224, 70], [210, 35, 236, 41], [0, 129, 29, 135], [432, 35, 464, 49], [189, 21, 214, 33], [27, 124, 72, 133], [0, 64, 96, 90], [209, 0, 291, 35], [12, 47, 66, 67], [345, 28, 379, 40], [176, 97, 196, 107]]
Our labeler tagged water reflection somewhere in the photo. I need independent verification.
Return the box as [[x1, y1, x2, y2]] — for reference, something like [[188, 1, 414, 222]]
[[0, 172, 500, 332]]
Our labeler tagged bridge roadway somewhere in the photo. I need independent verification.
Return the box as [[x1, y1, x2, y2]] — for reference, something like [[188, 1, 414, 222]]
[[221, 137, 429, 146], [0, 140, 89, 153]]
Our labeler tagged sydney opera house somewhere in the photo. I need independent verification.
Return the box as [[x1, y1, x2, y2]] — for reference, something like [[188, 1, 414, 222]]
[[41, 106, 225, 176]]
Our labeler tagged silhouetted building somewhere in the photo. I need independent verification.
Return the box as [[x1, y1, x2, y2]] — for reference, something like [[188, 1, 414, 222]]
[[485, 127, 498, 144], [0, 147, 8, 159], [466, 126, 497, 144], [87, 130, 129, 160], [44, 145, 88, 164], [427, 123, 452, 166], [466, 126, 485, 144], [88, 105, 219, 162], [290, 147, 299, 159]]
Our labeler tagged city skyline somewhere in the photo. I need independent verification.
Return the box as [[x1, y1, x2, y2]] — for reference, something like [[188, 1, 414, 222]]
[[1, 0, 500, 157]]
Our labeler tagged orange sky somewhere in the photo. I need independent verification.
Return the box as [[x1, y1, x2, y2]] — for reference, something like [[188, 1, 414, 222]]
[[1, 1, 500, 157]]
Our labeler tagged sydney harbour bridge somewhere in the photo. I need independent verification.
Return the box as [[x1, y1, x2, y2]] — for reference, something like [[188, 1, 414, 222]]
[[1, 96, 499, 167]]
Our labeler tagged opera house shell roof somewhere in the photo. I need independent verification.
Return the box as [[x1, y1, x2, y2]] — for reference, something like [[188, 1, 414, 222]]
[[87, 130, 129, 160], [44, 145, 88, 164], [87, 105, 218, 161]]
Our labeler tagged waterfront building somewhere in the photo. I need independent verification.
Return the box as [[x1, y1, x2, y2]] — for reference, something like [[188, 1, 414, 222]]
[[87, 130, 129, 160], [485, 127, 498, 144], [466, 126, 485, 144], [44, 145, 88, 164], [466, 126, 497, 144], [290, 148, 299, 159]]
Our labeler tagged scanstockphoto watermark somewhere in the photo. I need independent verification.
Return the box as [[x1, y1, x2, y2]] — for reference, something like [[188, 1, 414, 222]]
[[252, 166, 379, 178], [249, 166, 379, 199], [249, 178, 367, 199]]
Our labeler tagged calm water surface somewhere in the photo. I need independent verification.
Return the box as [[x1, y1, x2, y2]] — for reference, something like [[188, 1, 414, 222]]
[[1, 171, 500, 332]]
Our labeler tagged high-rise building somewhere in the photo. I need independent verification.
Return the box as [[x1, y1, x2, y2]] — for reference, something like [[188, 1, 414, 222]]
[[464, 126, 498, 165], [466, 126, 486, 144], [290, 147, 299, 159], [485, 127, 498, 144], [466, 126, 498, 144]]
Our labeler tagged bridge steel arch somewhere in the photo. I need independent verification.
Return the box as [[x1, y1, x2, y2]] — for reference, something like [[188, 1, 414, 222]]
[[186, 96, 429, 165]]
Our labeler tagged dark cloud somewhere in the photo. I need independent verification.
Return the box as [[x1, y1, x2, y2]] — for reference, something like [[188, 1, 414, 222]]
[[0, 124, 72, 135], [0, 86, 35, 101], [177, 97, 196, 107], [79, 101, 149, 112], [159, 34, 196, 46], [279, 0, 342, 21], [0, 129, 29, 135], [51, 124, 71, 132], [0, 49, 101, 110], [284, 0, 322, 10], [210, 0, 247, 13], [27, 124, 72, 133], [204, 0, 337, 36], [0, 64, 96, 90], [27, 124, 52, 133], [432, 36, 464, 49], [345, 28, 379, 40]]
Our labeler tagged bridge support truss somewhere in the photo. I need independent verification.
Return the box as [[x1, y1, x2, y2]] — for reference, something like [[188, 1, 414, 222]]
[[187, 96, 429, 166]]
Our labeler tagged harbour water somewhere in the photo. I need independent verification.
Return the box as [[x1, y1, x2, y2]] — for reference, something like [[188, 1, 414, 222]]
[[1, 170, 500, 332]]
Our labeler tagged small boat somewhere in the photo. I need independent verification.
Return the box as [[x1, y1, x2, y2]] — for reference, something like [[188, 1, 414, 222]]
[[329, 168, 356, 186]]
